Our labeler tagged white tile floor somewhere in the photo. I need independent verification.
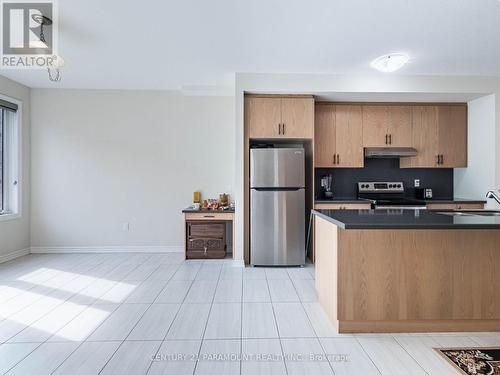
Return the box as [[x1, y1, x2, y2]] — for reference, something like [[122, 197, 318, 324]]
[[0, 253, 499, 374]]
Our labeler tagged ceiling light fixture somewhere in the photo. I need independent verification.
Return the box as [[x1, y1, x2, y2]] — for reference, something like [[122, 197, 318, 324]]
[[371, 53, 409, 73], [32, 13, 63, 82], [47, 55, 64, 82]]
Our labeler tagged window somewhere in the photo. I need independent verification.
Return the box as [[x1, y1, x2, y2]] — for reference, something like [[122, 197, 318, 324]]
[[0, 97, 20, 218], [0, 109, 4, 211]]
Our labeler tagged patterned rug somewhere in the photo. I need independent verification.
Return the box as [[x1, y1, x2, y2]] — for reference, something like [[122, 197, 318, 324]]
[[436, 347, 500, 375]]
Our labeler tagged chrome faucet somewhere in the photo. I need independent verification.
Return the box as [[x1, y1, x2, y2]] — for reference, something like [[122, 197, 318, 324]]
[[486, 190, 500, 205]]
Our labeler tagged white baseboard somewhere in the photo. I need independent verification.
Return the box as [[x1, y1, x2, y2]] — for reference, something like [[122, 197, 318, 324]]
[[30, 246, 184, 254], [0, 248, 30, 263]]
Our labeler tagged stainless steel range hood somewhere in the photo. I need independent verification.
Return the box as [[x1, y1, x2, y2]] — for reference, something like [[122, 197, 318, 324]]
[[364, 147, 418, 158]]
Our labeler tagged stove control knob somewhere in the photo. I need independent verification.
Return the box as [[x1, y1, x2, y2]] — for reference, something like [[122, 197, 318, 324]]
[[397, 184, 402, 188]]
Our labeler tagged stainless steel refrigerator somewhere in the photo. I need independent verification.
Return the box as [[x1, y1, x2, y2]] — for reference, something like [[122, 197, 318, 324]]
[[250, 148, 305, 266]]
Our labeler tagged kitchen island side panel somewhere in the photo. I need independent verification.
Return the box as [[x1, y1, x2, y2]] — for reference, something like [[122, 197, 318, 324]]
[[314, 217, 500, 332], [314, 216, 338, 325]]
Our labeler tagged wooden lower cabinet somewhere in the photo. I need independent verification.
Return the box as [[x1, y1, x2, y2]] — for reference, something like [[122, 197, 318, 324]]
[[186, 221, 226, 259], [310, 202, 371, 262], [426, 203, 484, 210], [314, 216, 500, 333]]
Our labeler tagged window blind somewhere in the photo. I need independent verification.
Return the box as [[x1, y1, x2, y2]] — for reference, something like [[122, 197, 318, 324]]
[[0, 98, 18, 112]]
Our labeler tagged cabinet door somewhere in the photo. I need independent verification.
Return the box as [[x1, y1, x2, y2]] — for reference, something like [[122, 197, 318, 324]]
[[281, 97, 314, 138], [362, 105, 388, 147], [335, 105, 364, 167], [437, 105, 467, 168], [314, 104, 336, 167], [401, 106, 438, 168], [387, 106, 412, 147], [245, 96, 282, 138]]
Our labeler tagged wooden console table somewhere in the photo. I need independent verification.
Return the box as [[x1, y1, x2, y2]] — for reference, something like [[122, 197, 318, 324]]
[[183, 208, 235, 260]]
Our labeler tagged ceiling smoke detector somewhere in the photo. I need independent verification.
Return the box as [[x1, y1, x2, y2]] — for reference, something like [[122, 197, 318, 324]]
[[371, 53, 409, 72]]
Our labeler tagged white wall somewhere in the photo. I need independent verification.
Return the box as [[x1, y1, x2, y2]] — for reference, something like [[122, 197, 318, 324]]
[[455, 95, 498, 208], [0, 76, 31, 259], [234, 73, 500, 259], [30, 89, 234, 251]]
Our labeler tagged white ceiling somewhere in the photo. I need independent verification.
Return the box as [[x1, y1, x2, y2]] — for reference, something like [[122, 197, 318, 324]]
[[1, 0, 500, 89]]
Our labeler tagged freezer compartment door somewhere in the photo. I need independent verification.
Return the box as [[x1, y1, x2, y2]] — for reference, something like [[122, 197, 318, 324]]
[[250, 148, 305, 188], [250, 188, 305, 266]]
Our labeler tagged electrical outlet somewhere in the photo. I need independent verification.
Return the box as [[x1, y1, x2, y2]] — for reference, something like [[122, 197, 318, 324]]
[[414, 179, 420, 188], [122, 222, 130, 232]]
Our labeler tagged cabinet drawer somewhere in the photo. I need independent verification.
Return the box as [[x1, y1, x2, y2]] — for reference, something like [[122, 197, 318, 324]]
[[426, 203, 485, 210], [184, 212, 234, 221], [188, 222, 225, 238], [314, 203, 371, 210]]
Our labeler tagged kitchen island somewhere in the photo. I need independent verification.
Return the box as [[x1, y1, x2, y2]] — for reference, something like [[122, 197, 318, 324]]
[[313, 209, 500, 333]]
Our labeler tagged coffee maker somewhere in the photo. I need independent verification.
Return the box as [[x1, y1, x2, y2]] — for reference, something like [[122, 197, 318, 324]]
[[320, 174, 333, 199]]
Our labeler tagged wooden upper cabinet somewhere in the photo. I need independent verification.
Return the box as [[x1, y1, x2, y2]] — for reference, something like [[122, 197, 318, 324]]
[[335, 105, 364, 167], [314, 104, 336, 167], [362, 105, 412, 147], [281, 97, 314, 138], [437, 105, 467, 168], [400, 106, 438, 168], [245, 95, 313, 139], [245, 96, 281, 138], [362, 106, 388, 147], [400, 104, 467, 168], [314, 104, 363, 168], [387, 106, 412, 147]]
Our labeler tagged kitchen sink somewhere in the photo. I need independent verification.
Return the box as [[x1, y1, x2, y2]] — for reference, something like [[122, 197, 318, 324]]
[[437, 210, 500, 217]]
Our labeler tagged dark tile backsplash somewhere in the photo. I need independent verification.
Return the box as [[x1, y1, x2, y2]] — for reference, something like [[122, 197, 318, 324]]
[[315, 158, 454, 200]]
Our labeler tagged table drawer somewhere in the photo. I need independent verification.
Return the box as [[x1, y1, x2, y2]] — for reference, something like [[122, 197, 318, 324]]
[[185, 212, 234, 221]]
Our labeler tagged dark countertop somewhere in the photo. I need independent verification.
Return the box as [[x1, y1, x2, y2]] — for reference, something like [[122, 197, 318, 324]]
[[315, 198, 487, 204], [312, 209, 500, 229], [315, 199, 370, 204], [183, 207, 235, 213]]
